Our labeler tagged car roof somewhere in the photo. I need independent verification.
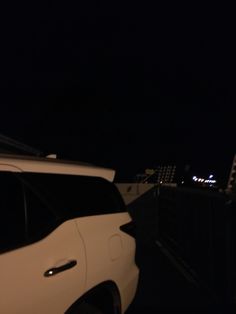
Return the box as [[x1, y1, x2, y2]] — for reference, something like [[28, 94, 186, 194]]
[[0, 154, 115, 182]]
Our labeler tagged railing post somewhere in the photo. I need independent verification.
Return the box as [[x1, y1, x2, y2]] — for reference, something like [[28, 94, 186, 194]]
[[154, 185, 160, 240], [224, 199, 234, 307]]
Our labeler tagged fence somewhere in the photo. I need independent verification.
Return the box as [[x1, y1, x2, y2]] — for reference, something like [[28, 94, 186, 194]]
[[128, 186, 236, 305]]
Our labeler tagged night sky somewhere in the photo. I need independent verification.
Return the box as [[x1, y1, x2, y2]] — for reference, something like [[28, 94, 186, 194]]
[[0, 110, 235, 185], [0, 2, 235, 184]]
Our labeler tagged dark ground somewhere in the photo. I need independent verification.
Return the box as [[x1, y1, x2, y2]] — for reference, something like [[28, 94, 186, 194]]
[[125, 188, 235, 314], [126, 241, 229, 314]]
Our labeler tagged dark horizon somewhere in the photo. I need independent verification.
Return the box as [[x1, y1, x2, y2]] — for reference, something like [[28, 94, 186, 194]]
[[0, 111, 234, 186]]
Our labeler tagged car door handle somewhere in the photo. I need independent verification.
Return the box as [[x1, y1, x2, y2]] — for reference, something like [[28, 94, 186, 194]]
[[44, 260, 77, 277]]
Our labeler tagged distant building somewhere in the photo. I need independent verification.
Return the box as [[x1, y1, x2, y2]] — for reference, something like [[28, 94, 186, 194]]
[[134, 165, 177, 184]]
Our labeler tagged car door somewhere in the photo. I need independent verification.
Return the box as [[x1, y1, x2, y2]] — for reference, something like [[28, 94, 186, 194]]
[[0, 170, 86, 314]]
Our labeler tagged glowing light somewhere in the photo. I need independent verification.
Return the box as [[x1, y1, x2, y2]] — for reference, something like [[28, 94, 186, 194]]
[[204, 179, 216, 184], [209, 175, 213, 179], [193, 175, 217, 185]]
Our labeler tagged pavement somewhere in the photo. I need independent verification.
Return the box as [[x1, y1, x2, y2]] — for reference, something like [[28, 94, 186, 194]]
[[125, 190, 234, 314], [126, 241, 227, 314]]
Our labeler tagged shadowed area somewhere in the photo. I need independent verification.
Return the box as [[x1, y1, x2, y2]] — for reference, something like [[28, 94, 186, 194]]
[[126, 187, 235, 314]]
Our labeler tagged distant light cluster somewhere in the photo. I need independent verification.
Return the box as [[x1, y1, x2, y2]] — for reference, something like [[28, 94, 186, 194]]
[[192, 175, 216, 185]]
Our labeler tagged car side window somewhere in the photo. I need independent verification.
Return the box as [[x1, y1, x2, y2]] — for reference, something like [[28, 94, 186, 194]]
[[0, 172, 26, 253], [22, 173, 126, 220], [23, 185, 58, 242]]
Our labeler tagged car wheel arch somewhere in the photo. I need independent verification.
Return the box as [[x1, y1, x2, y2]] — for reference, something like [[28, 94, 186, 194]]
[[65, 281, 122, 314]]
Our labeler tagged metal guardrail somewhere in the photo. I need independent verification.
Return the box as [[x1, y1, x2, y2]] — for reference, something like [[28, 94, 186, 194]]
[[128, 185, 236, 305], [157, 186, 236, 305]]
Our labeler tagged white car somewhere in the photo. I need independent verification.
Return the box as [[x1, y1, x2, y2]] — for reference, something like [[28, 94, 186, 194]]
[[0, 154, 139, 314]]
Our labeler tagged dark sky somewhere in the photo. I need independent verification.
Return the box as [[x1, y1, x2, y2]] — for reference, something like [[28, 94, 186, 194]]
[[0, 110, 235, 185], [0, 2, 235, 183], [1, 2, 235, 106]]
